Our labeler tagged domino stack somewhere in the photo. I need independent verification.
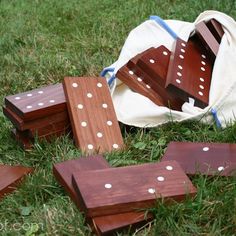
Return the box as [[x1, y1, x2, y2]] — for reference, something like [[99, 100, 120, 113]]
[[116, 18, 224, 109], [3, 83, 70, 149], [53, 156, 197, 235]]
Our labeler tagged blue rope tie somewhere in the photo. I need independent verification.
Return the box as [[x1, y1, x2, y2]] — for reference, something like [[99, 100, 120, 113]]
[[211, 108, 222, 128], [100, 67, 115, 77], [149, 15, 178, 40]]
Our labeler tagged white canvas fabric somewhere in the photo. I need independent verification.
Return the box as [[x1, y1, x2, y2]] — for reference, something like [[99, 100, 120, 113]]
[[104, 11, 236, 128]]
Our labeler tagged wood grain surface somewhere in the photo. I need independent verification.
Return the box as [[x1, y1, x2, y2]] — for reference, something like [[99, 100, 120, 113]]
[[206, 19, 224, 44], [0, 165, 33, 199], [5, 83, 66, 121], [165, 38, 212, 108], [195, 21, 220, 59], [53, 156, 152, 235], [63, 77, 123, 154], [161, 141, 236, 176], [72, 161, 197, 217], [3, 106, 69, 131]]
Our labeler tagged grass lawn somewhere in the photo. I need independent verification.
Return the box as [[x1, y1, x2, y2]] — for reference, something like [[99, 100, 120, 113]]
[[0, 0, 236, 235]]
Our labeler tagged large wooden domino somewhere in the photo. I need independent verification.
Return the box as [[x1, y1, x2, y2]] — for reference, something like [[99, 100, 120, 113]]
[[0, 165, 33, 198], [3, 106, 69, 131], [206, 19, 224, 44], [53, 156, 152, 235], [63, 77, 123, 154], [165, 38, 212, 108], [116, 49, 183, 110], [5, 83, 66, 121], [195, 21, 220, 59], [161, 142, 236, 176], [116, 63, 165, 106], [72, 161, 197, 217]]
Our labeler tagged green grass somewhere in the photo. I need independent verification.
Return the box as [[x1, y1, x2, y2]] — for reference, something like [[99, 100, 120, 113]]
[[0, 0, 236, 235]]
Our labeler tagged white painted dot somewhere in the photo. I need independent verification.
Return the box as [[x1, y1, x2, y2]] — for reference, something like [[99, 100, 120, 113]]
[[27, 93, 32, 97], [201, 61, 206, 65], [177, 72, 182, 77], [218, 166, 224, 171], [146, 84, 151, 89], [38, 103, 44, 106], [102, 103, 108, 108], [178, 65, 183, 70], [199, 85, 204, 90], [137, 77, 142, 82], [149, 59, 155, 64], [202, 54, 206, 59], [157, 176, 165, 182], [176, 79, 181, 84], [129, 70, 134, 75], [49, 100, 55, 103], [15, 97, 21, 100], [81, 121, 87, 127], [97, 132, 103, 138], [97, 82, 102, 88], [203, 147, 209, 152], [77, 104, 83, 109], [105, 183, 112, 189], [181, 48, 185, 53], [198, 91, 204, 96], [181, 42, 186, 47], [26, 105, 32, 109], [166, 166, 173, 170], [107, 121, 113, 126], [87, 93, 92, 98], [87, 144, 93, 150], [148, 188, 155, 194], [200, 77, 205, 82], [72, 83, 78, 88], [201, 67, 205, 71], [38, 91, 43, 94], [113, 144, 119, 149], [163, 51, 168, 55], [179, 55, 184, 59]]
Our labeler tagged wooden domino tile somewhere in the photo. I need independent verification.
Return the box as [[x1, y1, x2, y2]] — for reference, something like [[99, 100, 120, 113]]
[[63, 77, 123, 154], [116, 63, 166, 107], [135, 46, 171, 88], [5, 83, 66, 121], [53, 156, 153, 235], [206, 19, 224, 44], [0, 165, 33, 199], [72, 161, 197, 217], [195, 21, 220, 59], [165, 38, 212, 108], [3, 106, 69, 131], [161, 142, 236, 176]]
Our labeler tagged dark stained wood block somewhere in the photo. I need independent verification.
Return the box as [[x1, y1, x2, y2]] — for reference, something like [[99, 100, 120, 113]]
[[195, 21, 220, 59], [63, 77, 123, 154], [5, 83, 66, 121], [165, 38, 212, 108], [136, 46, 171, 88], [161, 142, 236, 176], [0, 165, 33, 199], [206, 19, 224, 44], [53, 156, 153, 235], [116, 64, 165, 106], [3, 106, 69, 131], [11, 128, 33, 150], [53, 156, 110, 209], [72, 161, 197, 217]]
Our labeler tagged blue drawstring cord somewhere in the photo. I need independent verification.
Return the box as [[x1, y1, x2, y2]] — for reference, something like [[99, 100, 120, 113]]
[[211, 108, 222, 128], [149, 15, 178, 40], [100, 67, 115, 77]]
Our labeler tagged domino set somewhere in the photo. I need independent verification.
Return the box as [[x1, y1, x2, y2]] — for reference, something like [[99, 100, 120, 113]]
[[116, 19, 224, 109], [2, 18, 235, 236]]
